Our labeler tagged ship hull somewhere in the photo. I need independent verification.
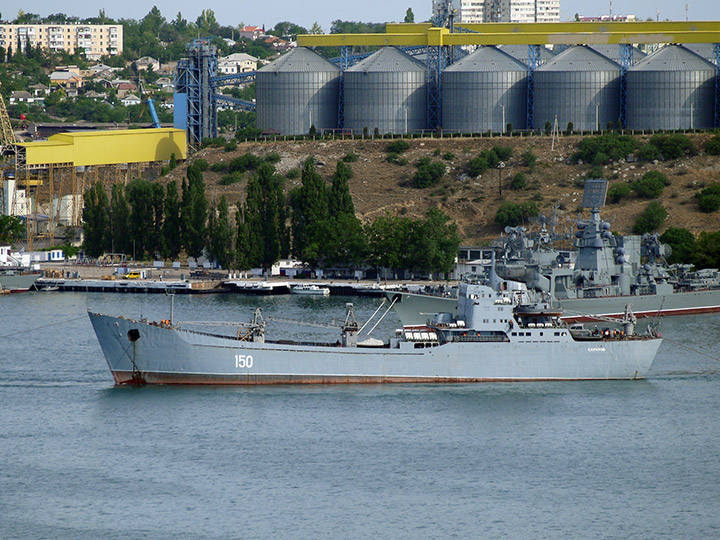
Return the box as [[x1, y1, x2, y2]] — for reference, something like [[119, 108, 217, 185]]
[[0, 271, 41, 292], [89, 313, 661, 385], [386, 289, 720, 326]]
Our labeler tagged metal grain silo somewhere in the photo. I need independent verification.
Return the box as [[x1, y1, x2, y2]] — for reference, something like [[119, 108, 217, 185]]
[[533, 46, 621, 131], [256, 47, 340, 135], [442, 47, 527, 132], [498, 44, 557, 66], [682, 43, 716, 63], [626, 45, 716, 130], [589, 45, 647, 65], [343, 47, 427, 134]]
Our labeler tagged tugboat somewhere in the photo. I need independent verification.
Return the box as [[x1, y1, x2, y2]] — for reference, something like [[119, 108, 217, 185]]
[[89, 282, 662, 385]]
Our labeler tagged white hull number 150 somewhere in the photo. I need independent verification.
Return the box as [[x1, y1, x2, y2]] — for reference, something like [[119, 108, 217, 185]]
[[235, 354, 254, 368]]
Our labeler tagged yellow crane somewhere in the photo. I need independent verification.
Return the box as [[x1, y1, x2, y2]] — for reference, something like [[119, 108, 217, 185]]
[[0, 81, 18, 155]]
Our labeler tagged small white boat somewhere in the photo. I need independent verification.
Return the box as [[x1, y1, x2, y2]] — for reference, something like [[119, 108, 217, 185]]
[[40, 285, 60, 292], [290, 284, 330, 296]]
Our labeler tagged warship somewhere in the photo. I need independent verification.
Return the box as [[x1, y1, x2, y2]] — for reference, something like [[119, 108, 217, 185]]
[[88, 281, 662, 385], [387, 179, 720, 326]]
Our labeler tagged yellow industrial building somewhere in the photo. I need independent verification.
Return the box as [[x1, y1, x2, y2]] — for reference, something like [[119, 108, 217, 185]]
[[14, 128, 187, 168]]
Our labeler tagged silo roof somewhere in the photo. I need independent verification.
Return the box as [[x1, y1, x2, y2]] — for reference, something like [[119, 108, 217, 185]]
[[537, 45, 621, 71], [346, 47, 426, 72], [632, 44, 717, 71], [589, 44, 647, 62], [259, 47, 340, 73], [682, 43, 715, 62], [498, 44, 557, 64], [445, 46, 527, 72]]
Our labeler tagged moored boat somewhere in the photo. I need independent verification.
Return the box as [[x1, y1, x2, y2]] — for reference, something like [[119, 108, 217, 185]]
[[290, 284, 330, 296], [89, 283, 662, 386]]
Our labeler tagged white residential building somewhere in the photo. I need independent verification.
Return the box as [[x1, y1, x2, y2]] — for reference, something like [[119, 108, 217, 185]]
[[217, 53, 258, 74], [433, 0, 559, 23], [0, 23, 123, 59]]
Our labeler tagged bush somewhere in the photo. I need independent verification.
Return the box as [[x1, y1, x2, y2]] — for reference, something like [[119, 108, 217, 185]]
[[387, 153, 408, 166], [521, 149, 537, 172], [636, 143, 662, 162], [495, 201, 539, 228], [492, 145, 513, 161], [201, 137, 225, 148], [220, 172, 243, 185], [413, 157, 446, 188], [286, 168, 300, 179], [565, 122, 574, 135], [649, 133, 697, 160], [386, 140, 410, 154], [193, 159, 209, 171], [224, 140, 238, 152], [510, 173, 527, 190], [587, 165, 604, 179], [632, 171, 669, 199], [264, 151, 281, 163], [210, 162, 228, 172], [633, 201, 667, 234], [607, 183, 631, 203], [705, 135, 720, 156], [544, 121, 552, 136], [442, 151, 455, 161], [697, 183, 720, 213], [342, 152, 359, 163], [228, 153, 263, 173], [481, 149, 500, 168], [572, 133, 640, 165], [467, 155, 489, 176]]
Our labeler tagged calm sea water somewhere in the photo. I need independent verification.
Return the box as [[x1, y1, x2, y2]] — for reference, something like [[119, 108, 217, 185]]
[[1, 291, 720, 539]]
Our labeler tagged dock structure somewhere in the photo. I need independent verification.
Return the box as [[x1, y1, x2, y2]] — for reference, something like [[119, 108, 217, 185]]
[[36, 277, 393, 297], [36, 278, 224, 294]]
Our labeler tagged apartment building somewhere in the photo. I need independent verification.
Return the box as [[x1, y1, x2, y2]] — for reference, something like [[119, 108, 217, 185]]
[[0, 23, 123, 60], [433, 0, 559, 23]]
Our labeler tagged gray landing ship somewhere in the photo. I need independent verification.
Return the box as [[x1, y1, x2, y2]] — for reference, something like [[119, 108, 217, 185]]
[[387, 179, 720, 326], [89, 282, 662, 385]]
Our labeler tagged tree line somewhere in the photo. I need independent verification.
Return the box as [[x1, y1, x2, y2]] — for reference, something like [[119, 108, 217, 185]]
[[82, 158, 461, 275]]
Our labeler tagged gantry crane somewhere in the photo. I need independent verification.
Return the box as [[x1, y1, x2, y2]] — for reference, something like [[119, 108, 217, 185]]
[[0, 82, 18, 156]]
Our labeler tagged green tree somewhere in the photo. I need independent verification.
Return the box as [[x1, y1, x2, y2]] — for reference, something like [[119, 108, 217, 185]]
[[404, 8, 415, 23], [235, 204, 251, 270], [82, 181, 110, 258], [162, 180, 182, 259], [328, 161, 355, 217], [290, 158, 328, 260], [365, 214, 413, 276], [243, 163, 286, 271], [409, 208, 460, 275], [109, 183, 130, 255], [0, 215, 25, 245], [182, 164, 209, 259], [149, 182, 165, 257], [126, 178, 154, 259], [694, 231, 720, 269], [660, 227, 696, 265], [494, 202, 539, 228], [209, 195, 233, 269]]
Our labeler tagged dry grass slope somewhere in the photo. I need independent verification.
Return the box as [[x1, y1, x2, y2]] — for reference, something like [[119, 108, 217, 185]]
[[160, 134, 720, 245]]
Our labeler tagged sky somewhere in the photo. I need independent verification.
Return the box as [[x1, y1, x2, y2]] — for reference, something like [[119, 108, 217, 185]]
[[3, 1, 720, 32]]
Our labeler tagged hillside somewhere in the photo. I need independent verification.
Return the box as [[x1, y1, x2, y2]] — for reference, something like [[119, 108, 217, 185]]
[[161, 133, 720, 245]]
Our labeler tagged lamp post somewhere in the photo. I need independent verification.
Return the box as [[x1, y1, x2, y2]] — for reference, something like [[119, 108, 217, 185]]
[[497, 161, 505, 196]]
